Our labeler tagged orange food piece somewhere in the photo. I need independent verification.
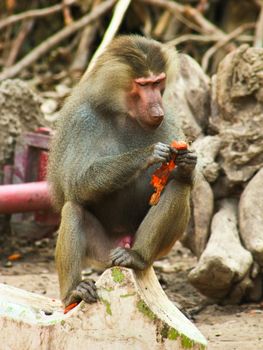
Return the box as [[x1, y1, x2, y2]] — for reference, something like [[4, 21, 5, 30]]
[[149, 140, 188, 206], [7, 253, 22, 261], [64, 302, 79, 314], [170, 140, 188, 150]]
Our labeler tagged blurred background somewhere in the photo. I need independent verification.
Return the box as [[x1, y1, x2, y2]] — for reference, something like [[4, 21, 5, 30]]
[[0, 2, 263, 349], [0, 0, 262, 85]]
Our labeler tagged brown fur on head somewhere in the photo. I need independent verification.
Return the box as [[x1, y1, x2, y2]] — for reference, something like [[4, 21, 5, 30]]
[[80, 35, 178, 116]]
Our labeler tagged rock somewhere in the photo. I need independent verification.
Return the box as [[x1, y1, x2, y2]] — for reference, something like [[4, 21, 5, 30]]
[[0, 79, 47, 179], [179, 55, 211, 131], [181, 174, 214, 258], [40, 99, 58, 115], [188, 199, 253, 302], [169, 54, 211, 141], [239, 168, 263, 266], [212, 175, 245, 199], [224, 273, 253, 305], [193, 135, 221, 183], [246, 274, 263, 303], [55, 84, 71, 97], [210, 45, 263, 184]]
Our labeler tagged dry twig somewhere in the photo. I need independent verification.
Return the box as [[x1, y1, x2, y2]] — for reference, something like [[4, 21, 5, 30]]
[[5, 20, 34, 67], [0, 0, 77, 31], [62, 0, 74, 26], [6, 0, 16, 14], [131, 2, 152, 37], [70, 0, 102, 75], [0, 0, 116, 81], [83, 0, 132, 77], [167, 33, 254, 46], [202, 23, 255, 72], [138, 0, 225, 36], [153, 11, 171, 38], [254, 3, 263, 47], [196, 0, 208, 14]]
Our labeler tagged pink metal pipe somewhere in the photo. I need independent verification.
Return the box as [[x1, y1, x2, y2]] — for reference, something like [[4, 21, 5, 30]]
[[0, 181, 52, 214]]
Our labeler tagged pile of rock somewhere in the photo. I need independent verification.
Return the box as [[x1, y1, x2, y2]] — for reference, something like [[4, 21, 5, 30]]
[[176, 45, 263, 303]]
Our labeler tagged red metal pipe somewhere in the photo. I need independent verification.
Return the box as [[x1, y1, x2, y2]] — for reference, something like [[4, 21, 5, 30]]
[[0, 181, 52, 214]]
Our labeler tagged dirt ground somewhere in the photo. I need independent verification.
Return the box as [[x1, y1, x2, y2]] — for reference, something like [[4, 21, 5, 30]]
[[1, 234, 263, 350]]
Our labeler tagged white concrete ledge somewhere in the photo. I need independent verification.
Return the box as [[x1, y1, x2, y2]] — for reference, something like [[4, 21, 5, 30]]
[[0, 267, 207, 349]]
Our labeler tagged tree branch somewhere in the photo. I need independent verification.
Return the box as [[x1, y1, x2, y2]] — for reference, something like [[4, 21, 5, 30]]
[[0, 0, 77, 31], [84, 0, 132, 77], [167, 33, 254, 47], [202, 23, 255, 72], [254, 3, 263, 48], [138, 0, 225, 36], [0, 0, 116, 81], [5, 20, 34, 67]]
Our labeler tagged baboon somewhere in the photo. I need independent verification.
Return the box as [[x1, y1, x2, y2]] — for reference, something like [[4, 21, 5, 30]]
[[48, 35, 197, 307]]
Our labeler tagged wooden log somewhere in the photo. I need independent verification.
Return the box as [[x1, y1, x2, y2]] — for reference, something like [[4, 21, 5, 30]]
[[188, 199, 253, 302], [0, 267, 207, 350]]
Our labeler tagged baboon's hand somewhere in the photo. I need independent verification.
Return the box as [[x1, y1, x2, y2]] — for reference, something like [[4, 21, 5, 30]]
[[174, 148, 197, 176], [110, 247, 147, 270], [64, 279, 98, 307], [148, 142, 172, 166]]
